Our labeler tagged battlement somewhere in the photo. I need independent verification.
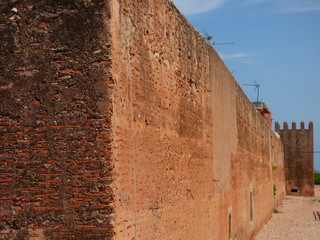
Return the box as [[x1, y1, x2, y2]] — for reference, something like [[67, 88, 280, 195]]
[[275, 121, 313, 131], [275, 121, 314, 197]]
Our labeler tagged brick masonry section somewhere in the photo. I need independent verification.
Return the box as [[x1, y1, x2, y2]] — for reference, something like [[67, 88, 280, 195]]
[[0, 0, 114, 239], [0, 118, 114, 240]]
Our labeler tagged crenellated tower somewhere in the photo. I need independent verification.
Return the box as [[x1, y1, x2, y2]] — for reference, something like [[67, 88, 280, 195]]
[[275, 121, 314, 197]]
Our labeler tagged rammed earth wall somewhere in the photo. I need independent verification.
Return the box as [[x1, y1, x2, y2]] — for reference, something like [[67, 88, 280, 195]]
[[0, 0, 285, 239], [110, 1, 285, 240]]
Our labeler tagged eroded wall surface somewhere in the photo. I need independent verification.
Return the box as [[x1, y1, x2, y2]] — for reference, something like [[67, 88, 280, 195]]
[[110, 0, 285, 240], [270, 133, 286, 207], [276, 122, 314, 197], [0, 1, 114, 239], [0, 0, 285, 239]]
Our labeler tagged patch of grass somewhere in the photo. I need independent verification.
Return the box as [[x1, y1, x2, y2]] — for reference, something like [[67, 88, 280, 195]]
[[315, 171, 320, 185], [272, 165, 278, 170], [273, 208, 279, 213], [310, 197, 320, 203], [273, 184, 277, 196]]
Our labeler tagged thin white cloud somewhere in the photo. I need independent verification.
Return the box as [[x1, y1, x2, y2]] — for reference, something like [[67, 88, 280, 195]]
[[219, 53, 257, 59], [219, 53, 257, 64], [279, 0, 320, 13], [238, 59, 255, 64], [242, 0, 270, 6], [242, 0, 320, 13], [172, 0, 228, 15]]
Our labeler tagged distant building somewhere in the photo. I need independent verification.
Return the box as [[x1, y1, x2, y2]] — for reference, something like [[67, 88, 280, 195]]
[[276, 121, 314, 197], [253, 102, 272, 127]]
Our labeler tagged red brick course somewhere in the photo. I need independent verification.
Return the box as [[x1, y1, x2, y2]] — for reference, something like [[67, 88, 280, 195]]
[[0, 116, 113, 237], [0, 118, 114, 239], [0, 0, 114, 239]]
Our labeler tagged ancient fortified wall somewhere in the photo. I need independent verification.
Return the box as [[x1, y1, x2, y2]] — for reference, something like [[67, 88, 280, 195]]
[[276, 122, 314, 197], [0, 0, 285, 239]]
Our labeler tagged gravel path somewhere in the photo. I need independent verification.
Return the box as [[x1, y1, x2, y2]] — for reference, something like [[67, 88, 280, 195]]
[[255, 186, 320, 240]]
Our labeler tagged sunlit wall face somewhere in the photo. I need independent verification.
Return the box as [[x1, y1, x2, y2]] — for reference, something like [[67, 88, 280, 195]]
[[173, 0, 320, 171]]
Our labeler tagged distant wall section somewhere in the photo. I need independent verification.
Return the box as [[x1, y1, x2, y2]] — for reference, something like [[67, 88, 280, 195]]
[[276, 122, 314, 196]]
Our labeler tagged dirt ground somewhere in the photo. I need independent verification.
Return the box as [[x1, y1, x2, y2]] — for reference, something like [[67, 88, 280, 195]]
[[255, 186, 320, 240]]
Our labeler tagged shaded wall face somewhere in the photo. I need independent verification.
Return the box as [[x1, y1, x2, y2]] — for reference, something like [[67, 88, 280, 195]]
[[110, 0, 285, 239], [270, 135, 286, 207], [276, 123, 314, 196], [235, 89, 286, 239], [0, 1, 114, 239]]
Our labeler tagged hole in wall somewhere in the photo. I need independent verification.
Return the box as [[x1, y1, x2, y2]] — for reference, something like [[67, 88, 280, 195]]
[[291, 188, 299, 193], [249, 184, 254, 226], [250, 191, 253, 222], [228, 212, 232, 240]]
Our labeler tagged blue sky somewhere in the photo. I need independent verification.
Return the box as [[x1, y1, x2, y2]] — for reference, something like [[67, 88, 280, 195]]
[[173, 0, 320, 171]]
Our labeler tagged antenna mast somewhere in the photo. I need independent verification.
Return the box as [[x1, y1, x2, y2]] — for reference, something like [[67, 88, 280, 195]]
[[243, 80, 260, 103], [203, 31, 235, 46]]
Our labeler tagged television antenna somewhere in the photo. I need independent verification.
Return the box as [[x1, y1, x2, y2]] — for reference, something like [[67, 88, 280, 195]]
[[203, 31, 235, 46], [243, 80, 260, 103]]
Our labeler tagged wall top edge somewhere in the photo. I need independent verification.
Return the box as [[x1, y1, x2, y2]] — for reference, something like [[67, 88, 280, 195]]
[[275, 121, 313, 131]]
